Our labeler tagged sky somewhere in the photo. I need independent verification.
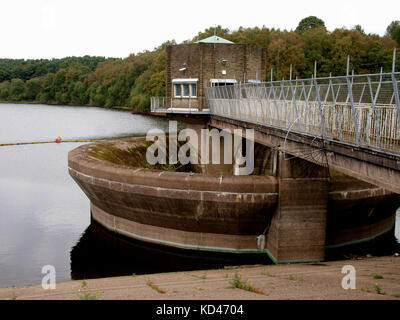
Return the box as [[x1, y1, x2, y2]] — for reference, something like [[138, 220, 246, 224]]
[[1, 0, 399, 60]]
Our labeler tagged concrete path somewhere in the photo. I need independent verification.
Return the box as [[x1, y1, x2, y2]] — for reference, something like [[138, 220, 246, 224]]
[[1, 255, 399, 300]]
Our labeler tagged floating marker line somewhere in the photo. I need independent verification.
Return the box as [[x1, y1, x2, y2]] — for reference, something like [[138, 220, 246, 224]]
[[0, 139, 103, 147]]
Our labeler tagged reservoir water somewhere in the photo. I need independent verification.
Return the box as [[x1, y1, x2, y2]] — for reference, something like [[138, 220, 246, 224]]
[[0, 103, 399, 288], [0, 103, 171, 288]]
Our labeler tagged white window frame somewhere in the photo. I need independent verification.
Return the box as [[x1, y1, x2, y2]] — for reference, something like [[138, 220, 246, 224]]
[[210, 79, 237, 87], [248, 80, 262, 84], [172, 78, 198, 98]]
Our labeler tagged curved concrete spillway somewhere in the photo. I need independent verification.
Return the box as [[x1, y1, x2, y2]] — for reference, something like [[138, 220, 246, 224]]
[[68, 137, 279, 253], [68, 137, 400, 261]]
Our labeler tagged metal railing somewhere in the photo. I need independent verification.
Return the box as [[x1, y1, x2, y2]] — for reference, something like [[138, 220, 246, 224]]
[[150, 96, 210, 113], [150, 97, 165, 112], [204, 72, 400, 154]]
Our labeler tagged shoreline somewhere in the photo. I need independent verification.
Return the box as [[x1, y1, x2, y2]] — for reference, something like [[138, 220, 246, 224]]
[[1, 255, 399, 300], [0, 100, 150, 114]]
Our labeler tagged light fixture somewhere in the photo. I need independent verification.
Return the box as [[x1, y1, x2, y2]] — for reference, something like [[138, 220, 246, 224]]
[[179, 67, 187, 72]]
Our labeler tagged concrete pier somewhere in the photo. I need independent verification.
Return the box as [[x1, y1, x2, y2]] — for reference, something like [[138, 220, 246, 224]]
[[266, 152, 329, 263]]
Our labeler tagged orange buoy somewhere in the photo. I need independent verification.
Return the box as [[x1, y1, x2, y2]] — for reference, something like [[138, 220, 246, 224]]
[[55, 136, 62, 143]]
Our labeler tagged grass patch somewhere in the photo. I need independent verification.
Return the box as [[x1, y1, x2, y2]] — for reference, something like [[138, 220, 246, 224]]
[[77, 281, 100, 300], [262, 271, 274, 277], [132, 273, 136, 278], [229, 273, 264, 295], [90, 140, 194, 172], [146, 280, 165, 294], [191, 273, 208, 280], [289, 275, 295, 281], [361, 285, 370, 292], [373, 274, 384, 279], [391, 293, 400, 298], [374, 284, 385, 295]]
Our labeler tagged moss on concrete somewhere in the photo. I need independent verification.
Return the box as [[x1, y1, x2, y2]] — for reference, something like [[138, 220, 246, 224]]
[[89, 141, 194, 173]]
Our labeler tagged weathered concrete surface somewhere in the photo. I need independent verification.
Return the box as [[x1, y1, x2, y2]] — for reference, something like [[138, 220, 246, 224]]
[[1, 256, 399, 300], [209, 115, 400, 194], [68, 136, 399, 259], [68, 137, 279, 253], [266, 152, 330, 263]]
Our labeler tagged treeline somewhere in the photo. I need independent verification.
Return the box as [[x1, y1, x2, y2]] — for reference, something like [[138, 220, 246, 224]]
[[0, 56, 108, 82], [0, 43, 169, 110], [0, 17, 399, 110], [195, 21, 399, 80]]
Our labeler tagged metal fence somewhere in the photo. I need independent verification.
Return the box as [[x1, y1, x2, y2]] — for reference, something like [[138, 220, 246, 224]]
[[150, 97, 165, 112], [150, 96, 209, 112], [204, 71, 400, 154]]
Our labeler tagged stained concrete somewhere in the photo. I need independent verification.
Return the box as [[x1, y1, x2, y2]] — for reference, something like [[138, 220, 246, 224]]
[[1, 256, 399, 300]]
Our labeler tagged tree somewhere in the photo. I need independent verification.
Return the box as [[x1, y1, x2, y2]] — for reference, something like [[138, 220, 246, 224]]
[[386, 20, 400, 36], [296, 16, 326, 33], [0, 81, 10, 100], [353, 25, 365, 34], [23, 78, 41, 100], [392, 25, 400, 46], [9, 78, 25, 100]]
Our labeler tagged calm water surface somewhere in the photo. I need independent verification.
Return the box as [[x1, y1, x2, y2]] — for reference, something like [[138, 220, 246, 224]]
[[0, 103, 399, 288], [0, 103, 171, 288]]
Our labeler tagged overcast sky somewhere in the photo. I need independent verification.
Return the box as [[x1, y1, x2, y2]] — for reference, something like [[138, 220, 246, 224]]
[[1, 0, 399, 59]]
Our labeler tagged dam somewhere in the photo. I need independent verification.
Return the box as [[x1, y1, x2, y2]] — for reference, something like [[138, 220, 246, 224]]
[[68, 136, 400, 263]]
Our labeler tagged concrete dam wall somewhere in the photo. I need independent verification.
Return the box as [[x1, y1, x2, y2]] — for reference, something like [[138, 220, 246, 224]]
[[68, 136, 400, 263]]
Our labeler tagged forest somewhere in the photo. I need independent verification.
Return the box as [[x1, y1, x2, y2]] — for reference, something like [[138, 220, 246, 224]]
[[0, 17, 399, 111]]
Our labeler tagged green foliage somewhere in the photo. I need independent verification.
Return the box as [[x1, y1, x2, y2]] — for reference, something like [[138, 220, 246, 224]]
[[9, 78, 25, 100], [386, 20, 400, 36], [375, 284, 384, 294], [0, 21, 398, 108], [229, 273, 264, 294], [353, 25, 365, 35], [77, 280, 100, 300], [373, 274, 384, 279], [296, 16, 326, 33], [0, 56, 108, 83], [0, 81, 10, 100], [24, 78, 41, 100], [146, 280, 165, 294], [392, 25, 400, 46]]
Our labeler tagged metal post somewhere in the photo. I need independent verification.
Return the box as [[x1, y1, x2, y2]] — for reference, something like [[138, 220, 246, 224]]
[[391, 48, 400, 129], [329, 74, 343, 141], [346, 56, 361, 146], [367, 73, 382, 149], [290, 76, 301, 131], [257, 82, 267, 124], [271, 81, 282, 129], [314, 61, 317, 79], [313, 63, 327, 139]]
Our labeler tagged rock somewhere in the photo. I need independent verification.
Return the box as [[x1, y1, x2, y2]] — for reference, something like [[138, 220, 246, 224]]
[[394, 253, 399, 257]]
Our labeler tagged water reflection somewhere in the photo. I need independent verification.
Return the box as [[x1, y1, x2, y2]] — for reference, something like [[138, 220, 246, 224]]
[[70, 219, 272, 280], [69, 213, 400, 281]]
